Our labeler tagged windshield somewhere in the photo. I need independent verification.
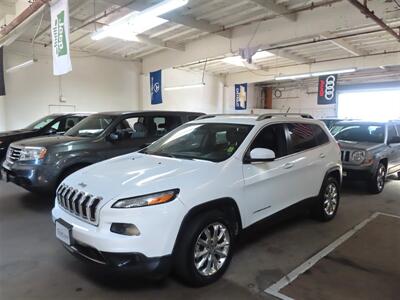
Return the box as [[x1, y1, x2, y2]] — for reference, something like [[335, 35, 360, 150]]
[[141, 123, 253, 162], [332, 124, 385, 143], [65, 115, 114, 137], [25, 116, 56, 130]]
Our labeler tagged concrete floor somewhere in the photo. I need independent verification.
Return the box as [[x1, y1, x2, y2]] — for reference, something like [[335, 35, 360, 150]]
[[0, 178, 399, 300]]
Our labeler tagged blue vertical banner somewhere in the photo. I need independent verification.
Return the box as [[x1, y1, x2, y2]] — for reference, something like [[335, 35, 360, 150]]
[[150, 70, 162, 105], [235, 83, 247, 110]]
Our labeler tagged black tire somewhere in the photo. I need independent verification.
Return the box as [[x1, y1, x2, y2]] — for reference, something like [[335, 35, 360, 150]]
[[312, 176, 340, 222], [368, 162, 386, 194], [174, 210, 235, 287]]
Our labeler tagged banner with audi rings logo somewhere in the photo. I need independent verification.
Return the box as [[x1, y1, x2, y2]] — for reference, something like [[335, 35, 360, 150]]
[[318, 74, 338, 105]]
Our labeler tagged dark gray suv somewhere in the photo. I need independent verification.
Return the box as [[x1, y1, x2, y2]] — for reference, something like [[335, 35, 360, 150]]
[[332, 120, 400, 193], [1, 111, 203, 193]]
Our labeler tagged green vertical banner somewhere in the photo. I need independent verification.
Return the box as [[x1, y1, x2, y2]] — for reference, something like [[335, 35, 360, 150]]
[[51, 0, 72, 75]]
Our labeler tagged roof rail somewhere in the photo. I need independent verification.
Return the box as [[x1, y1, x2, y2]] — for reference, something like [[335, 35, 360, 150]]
[[256, 113, 314, 121], [196, 114, 251, 120]]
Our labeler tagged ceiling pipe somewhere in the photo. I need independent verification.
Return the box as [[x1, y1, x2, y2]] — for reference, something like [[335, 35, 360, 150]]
[[0, 0, 50, 37], [347, 0, 400, 42]]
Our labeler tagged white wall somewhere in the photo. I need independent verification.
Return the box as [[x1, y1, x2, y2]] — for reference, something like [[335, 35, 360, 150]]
[[140, 68, 224, 114], [3, 42, 141, 130], [270, 86, 336, 118]]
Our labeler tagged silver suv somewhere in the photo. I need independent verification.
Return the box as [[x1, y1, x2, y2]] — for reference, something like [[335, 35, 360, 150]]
[[331, 120, 400, 193]]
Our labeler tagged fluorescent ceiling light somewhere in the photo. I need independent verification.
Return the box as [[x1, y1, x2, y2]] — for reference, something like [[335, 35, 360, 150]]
[[165, 83, 205, 91], [222, 56, 244, 66], [275, 73, 311, 81], [6, 59, 37, 73], [311, 68, 356, 76], [222, 51, 274, 66], [252, 51, 274, 60], [275, 68, 358, 81], [91, 0, 188, 41]]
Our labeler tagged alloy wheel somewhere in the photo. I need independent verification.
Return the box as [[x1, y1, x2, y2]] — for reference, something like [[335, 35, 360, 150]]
[[323, 183, 338, 216], [193, 222, 230, 277], [376, 165, 386, 191]]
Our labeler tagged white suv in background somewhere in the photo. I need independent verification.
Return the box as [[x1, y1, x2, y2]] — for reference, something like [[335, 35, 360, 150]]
[[52, 113, 342, 286]]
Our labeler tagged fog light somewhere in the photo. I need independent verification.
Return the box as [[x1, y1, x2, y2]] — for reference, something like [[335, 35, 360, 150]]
[[110, 223, 140, 236]]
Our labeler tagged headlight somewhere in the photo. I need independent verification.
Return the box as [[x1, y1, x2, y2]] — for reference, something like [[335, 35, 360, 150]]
[[19, 147, 47, 161], [351, 150, 366, 163], [112, 189, 179, 208]]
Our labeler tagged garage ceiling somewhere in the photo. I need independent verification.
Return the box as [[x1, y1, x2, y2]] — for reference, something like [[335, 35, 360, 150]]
[[6, 0, 400, 75]]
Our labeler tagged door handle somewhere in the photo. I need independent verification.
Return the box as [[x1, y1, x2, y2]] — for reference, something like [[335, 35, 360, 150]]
[[283, 162, 294, 169], [320, 153, 326, 158]]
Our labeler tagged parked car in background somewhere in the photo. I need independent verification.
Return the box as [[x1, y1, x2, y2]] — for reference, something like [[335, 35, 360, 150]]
[[332, 120, 400, 193], [1, 111, 203, 193], [52, 113, 341, 286], [320, 118, 348, 129], [0, 113, 90, 162]]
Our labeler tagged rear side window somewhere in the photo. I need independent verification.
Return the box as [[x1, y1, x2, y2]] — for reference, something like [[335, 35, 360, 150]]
[[287, 123, 318, 153], [313, 124, 330, 145]]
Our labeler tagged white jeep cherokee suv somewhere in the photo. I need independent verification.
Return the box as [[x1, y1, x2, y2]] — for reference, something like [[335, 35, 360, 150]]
[[52, 113, 342, 286]]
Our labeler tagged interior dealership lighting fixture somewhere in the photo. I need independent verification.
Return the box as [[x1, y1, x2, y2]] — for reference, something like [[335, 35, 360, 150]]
[[6, 59, 38, 73], [311, 68, 356, 76], [164, 83, 205, 91], [275, 68, 357, 81], [91, 0, 188, 41], [222, 51, 274, 66], [275, 73, 311, 81]]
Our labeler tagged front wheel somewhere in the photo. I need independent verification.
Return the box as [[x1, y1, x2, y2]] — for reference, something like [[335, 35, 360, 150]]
[[312, 177, 340, 222], [368, 162, 386, 194], [174, 210, 234, 286]]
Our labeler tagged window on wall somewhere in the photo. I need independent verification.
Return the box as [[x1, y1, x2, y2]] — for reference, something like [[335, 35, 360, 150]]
[[338, 90, 400, 120]]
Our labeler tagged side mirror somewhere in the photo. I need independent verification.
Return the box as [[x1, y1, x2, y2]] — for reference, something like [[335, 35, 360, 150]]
[[107, 132, 120, 142], [46, 128, 57, 135], [248, 148, 276, 162], [388, 136, 400, 144]]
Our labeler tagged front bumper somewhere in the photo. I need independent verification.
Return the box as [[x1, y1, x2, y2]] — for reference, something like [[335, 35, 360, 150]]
[[1, 160, 57, 192], [52, 197, 186, 272], [342, 163, 375, 180], [64, 242, 172, 273]]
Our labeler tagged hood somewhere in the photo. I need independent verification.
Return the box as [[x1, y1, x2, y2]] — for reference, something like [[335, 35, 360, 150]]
[[13, 135, 87, 148], [338, 140, 384, 151], [0, 129, 37, 139], [64, 153, 217, 203]]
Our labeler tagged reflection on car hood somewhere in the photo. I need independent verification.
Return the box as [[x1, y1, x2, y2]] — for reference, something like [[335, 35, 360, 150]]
[[63, 152, 216, 203], [338, 140, 384, 151], [0, 129, 37, 139], [12, 135, 87, 148]]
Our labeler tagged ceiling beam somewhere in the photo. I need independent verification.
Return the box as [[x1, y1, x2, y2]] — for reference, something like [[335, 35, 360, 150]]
[[141, 1, 394, 73], [249, 0, 296, 21], [226, 51, 400, 85], [320, 32, 369, 56]]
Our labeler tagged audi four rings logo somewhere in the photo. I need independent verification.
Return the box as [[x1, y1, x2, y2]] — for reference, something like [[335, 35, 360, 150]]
[[324, 75, 336, 101]]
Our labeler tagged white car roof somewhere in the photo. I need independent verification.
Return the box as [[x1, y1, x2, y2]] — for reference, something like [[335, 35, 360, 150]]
[[191, 113, 319, 126]]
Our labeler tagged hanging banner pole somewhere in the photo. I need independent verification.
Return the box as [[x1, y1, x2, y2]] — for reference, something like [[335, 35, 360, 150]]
[[50, 0, 72, 76]]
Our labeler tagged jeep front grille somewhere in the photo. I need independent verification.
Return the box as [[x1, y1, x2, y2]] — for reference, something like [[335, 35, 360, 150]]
[[6, 146, 22, 163], [341, 150, 350, 162], [56, 184, 102, 225]]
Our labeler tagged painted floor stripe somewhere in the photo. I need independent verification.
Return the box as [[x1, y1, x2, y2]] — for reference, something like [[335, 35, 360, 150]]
[[264, 212, 400, 300]]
